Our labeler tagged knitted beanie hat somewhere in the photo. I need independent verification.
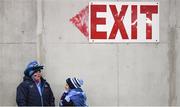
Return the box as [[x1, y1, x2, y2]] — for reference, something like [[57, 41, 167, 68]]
[[66, 77, 84, 89]]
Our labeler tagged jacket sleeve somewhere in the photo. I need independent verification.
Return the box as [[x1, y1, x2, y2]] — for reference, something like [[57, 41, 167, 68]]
[[48, 84, 55, 106], [59, 92, 74, 106], [71, 95, 82, 106], [16, 83, 29, 106], [59, 92, 67, 106], [71, 94, 87, 106]]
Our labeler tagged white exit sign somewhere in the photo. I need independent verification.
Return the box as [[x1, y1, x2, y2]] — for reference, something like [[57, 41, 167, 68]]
[[89, 2, 159, 43]]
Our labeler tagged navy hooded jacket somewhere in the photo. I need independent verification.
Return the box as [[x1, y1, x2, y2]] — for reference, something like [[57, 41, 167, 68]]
[[16, 76, 55, 106]]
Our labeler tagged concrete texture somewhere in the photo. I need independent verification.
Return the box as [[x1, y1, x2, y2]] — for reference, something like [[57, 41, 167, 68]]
[[176, 28, 180, 105], [0, 0, 37, 43], [0, 0, 37, 105], [176, 0, 180, 28], [45, 44, 118, 105], [0, 45, 2, 105], [0, 0, 180, 106], [118, 44, 169, 106], [175, 1, 180, 105]]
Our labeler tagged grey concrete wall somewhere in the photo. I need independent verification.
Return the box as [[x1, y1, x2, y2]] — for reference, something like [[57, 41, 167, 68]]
[[0, 0, 37, 105], [0, 0, 180, 106], [175, 0, 180, 105]]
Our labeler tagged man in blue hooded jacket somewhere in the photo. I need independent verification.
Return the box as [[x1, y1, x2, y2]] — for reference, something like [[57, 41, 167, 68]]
[[16, 60, 55, 106], [59, 77, 87, 106]]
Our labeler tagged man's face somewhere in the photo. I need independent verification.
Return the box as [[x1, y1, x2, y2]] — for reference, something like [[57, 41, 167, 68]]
[[32, 70, 42, 82]]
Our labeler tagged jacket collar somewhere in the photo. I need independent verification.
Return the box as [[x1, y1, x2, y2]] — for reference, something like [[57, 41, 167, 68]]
[[23, 76, 46, 83]]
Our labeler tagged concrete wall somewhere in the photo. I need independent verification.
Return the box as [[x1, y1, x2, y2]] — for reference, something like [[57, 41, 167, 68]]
[[0, 0, 180, 106], [0, 0, 37, 105]]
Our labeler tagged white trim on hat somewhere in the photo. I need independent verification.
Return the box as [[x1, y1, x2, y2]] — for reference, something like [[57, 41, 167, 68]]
[[75, 78, 81, 86], [72, 78, 80, 88], [70, 78, 77, 88]]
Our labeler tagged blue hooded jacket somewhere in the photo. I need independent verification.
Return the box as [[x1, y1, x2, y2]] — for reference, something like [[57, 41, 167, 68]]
[[60, 88, 87, 106]]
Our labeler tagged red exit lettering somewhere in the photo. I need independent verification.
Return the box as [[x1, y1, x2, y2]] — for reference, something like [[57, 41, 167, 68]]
[[90, 2, 158, 42]]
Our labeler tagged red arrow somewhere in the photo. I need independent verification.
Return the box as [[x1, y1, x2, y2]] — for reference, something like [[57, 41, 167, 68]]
[[70, 5, 89, 38]]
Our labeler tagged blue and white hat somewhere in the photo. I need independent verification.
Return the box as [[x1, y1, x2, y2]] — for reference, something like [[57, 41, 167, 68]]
[[24, 60, 44, 77], [66, 77, 84, 89]]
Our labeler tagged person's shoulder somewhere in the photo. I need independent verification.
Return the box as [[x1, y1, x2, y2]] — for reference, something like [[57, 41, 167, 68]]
[[18, 77, 33, 88], [42, 79, 52, 88], [75, 88, 84, 92], [43, 79, 49, 85], [17, 81, 30, 90], [41, 78, 51, 85]]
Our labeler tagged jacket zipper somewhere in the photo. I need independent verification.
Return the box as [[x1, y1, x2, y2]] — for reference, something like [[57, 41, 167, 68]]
[[41, 95, 43, 107], [41, 82, 45, 107]]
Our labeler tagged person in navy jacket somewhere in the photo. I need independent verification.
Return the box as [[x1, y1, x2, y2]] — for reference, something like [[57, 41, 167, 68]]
[[16, 60, 55, 106], [59, 77, 87, 106]]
